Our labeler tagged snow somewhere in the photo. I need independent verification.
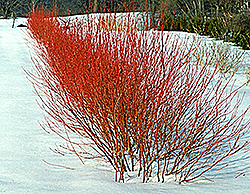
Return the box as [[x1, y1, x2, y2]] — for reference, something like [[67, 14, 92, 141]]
[[0, 17, 250, 193]]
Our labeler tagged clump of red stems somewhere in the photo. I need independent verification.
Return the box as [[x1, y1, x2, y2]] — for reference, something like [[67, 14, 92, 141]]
[[26, 5, 250, 184]]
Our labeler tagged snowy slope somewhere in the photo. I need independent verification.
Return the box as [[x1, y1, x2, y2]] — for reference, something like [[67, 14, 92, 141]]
[[0, 17, 250, 193]]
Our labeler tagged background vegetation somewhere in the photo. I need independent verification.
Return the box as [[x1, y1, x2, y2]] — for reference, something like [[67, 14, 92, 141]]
[[164, 0, 250, 49]]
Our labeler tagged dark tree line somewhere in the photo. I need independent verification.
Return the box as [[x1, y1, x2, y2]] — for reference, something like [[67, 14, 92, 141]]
[[0, 0, 126, 18], [0, 0, 177, 18], [0, 0, 53, 18], [1, 0, 249, 19], [177, 0, 250, 16]]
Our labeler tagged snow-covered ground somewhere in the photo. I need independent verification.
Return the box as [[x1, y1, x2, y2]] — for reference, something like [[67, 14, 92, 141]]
[[0, 17, 250, 193]]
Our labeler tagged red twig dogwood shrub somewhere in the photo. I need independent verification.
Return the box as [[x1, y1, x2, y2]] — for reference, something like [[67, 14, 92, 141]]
[[26, 7, 250, 183]]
